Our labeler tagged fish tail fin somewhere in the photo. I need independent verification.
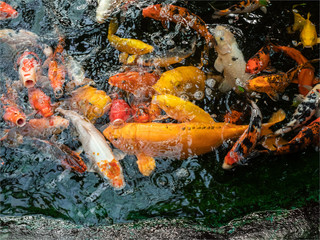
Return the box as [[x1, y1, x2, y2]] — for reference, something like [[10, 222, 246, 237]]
[[307, 12, 311, 20], [261, 109, 286, 135], [97, 159, 125, 189], [136, 153, 156, 176]]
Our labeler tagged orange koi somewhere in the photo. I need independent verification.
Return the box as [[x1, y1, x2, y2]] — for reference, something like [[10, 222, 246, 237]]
[[273, 117, 320, 155], [130, 101, 161, 123], [223, 101, 262, 169], [28, 87, 54, 118], [17, 51, 40, 88], [246, 45, 271, 74], [0, 96, 26, 127], [0, 1, 18, 20], [142, 4, 214, 47], [212, 0, 269, 19], [271, 43, 315, 96], [103, 115, 284, 175], [108, 70, 159, 97], [246, 59, 319, 100], [48, 39, 66, 98]]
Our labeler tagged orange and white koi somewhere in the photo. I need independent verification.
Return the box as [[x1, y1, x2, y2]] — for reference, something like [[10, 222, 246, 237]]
[[67, 85, 111, 122], [143, 4, 214, 47], [108, 70, 159, 98], [271, 43, 315, 96], [151, 94, 214, 124], [273, 117, 320, 155], [28, 87, 54, 118], [223, 101, 262, 169], [0, 95, 26, 127], [17, 51, 40, 88], [245, 59, 320, 100], [152, 66, 206, 101], [211, 25, 250, 92], [108, 19, 154, 55], [57, 109, 126, 189], [103, 114, 284, 176], [48, 39, 66, 98], [274, 84, 320, 136], [212, 0, 269, 19], [0, 1, 18, 20], [246, 44, 271, 74]]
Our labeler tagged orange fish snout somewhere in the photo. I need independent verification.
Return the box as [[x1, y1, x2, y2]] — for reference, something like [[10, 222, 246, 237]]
[[0, 1, 18, 19], [17, 52, 40, 88], [3, 106, 26, 127]]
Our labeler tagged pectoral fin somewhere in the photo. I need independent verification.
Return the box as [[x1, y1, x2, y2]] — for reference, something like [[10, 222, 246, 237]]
[[214, 58, 224, 73], [136, 153, 156, 176], [113, 149, 126, 161]]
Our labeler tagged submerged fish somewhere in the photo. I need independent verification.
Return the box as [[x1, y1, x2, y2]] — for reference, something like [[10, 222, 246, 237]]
[[57, 109, 125, 189], [0, 95, 26, 127], [0, 1, 18, 20], [211, 25, 250, 92], [212, 0, 269, 19]]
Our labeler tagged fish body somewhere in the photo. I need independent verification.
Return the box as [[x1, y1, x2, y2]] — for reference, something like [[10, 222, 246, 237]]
[[300, 13, 319, 48], [143, 4, 214, 46], [212, 0, 269, 19], [152, 94, 214, 123], [246, 45, 271, 74], [96, 0, 130, 23], [108, 70, 159, 97], [211, 25, 250, 92], [0, 1, 18, 20], [223, 101, 262, 169], [17, 52, 40, 88], [274, 117, 320, 155], [274, 84, 320, 135], [109, 99, 133, 124], [271, 43, 314, 95], [0, 96, 26, 127], [69, 85, 111, 122], [28, 88, 53, 118], [57, 109, 125, 189], [152, 66, 206, 100]]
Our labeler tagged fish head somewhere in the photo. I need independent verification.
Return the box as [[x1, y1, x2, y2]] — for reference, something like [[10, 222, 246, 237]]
[[246, 59, 261, 74], [211, 25, 234, 55], [103, 124, 125, 146], [300, 27, 317, 48], [0, 2, 18, 19], [97, 159, 125, 189], [109, 99, 133, 123]]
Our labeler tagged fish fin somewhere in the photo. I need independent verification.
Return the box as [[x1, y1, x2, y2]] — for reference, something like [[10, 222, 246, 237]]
[[260, 135, 288, 151], [113, 149, 126, 161], [126, 55, 137, 64], [307, 12, 311, 20], [260, 6, 267, 14], [262, 66, 276, 74], [75, 146, 84, 155], [266, 91, 279, 101], [214, 58, 224, 73], [136, 153, 156, 176], [317, 38, 320, 44], [261, 109, 286, 135]]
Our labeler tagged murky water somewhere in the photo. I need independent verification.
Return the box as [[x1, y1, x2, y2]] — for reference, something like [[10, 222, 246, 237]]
[[0, 0, 319, 227]]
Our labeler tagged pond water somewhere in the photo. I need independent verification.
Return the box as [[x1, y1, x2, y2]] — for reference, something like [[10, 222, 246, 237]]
[[0, 0, 319, 227]]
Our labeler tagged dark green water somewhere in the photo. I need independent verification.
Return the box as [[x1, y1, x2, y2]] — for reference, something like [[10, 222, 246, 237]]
[[0, 0, 319, 227]]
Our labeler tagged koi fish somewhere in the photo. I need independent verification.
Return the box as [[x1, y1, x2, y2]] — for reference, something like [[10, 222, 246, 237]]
[[108, 70, 159, 98], [96, 0, 131, 23], [151, 94, 215, 124], [246, 59, 320, 100], [0, 95, 26, 127], [142, 4, 214, 47], [28, 87, 54, 118], [48, 39, 66, 98], [273, 117, 320, 155], [274, 84, 320, 136], [223, 101, 262, 169], [109, 99, 133, 124], [57, 109, 126, 189], [2, 116, 69, 146], [122, 41, 196, 67], [246, 44, 271, 74], [224, 110, 244, 124], [27, 138, 87, 173], [271, 43, 315, 96], [17, 51, 40, 88], [103, 114, 284, 176], [212, 0, 269, 19], [108, 19, 154, 55], [68, 85, 111, 122], [211, 25, 251, 92], [0, 1, 18, 20], [152, 66, 206, 101], [130, 101, 161, 123], [287, 9, 320, 48]]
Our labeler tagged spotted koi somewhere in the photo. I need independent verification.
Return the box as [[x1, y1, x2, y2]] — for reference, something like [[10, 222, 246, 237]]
[[246, 44, 271, 74], [143, 4, 214, 47], [274, 84, 320, 135], [28, 87, 54, 118], [17, 51, 40, 88], [223, 101, 262, 169]]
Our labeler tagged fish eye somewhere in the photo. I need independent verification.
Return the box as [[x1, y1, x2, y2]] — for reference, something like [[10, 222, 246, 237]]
[[220, 37, 224, 41]]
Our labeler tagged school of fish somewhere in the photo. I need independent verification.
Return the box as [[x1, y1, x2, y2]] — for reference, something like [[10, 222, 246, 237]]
[[0, 1, 319, 190]]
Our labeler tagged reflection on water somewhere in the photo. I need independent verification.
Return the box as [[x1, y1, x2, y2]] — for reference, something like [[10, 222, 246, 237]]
[[0, 0, 319, 226]]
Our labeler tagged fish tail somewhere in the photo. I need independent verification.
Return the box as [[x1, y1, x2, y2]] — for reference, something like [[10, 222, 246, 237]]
[[97, 159, 125, 189], [261, 109, 286, 135], [136, 153, 156, 176]]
